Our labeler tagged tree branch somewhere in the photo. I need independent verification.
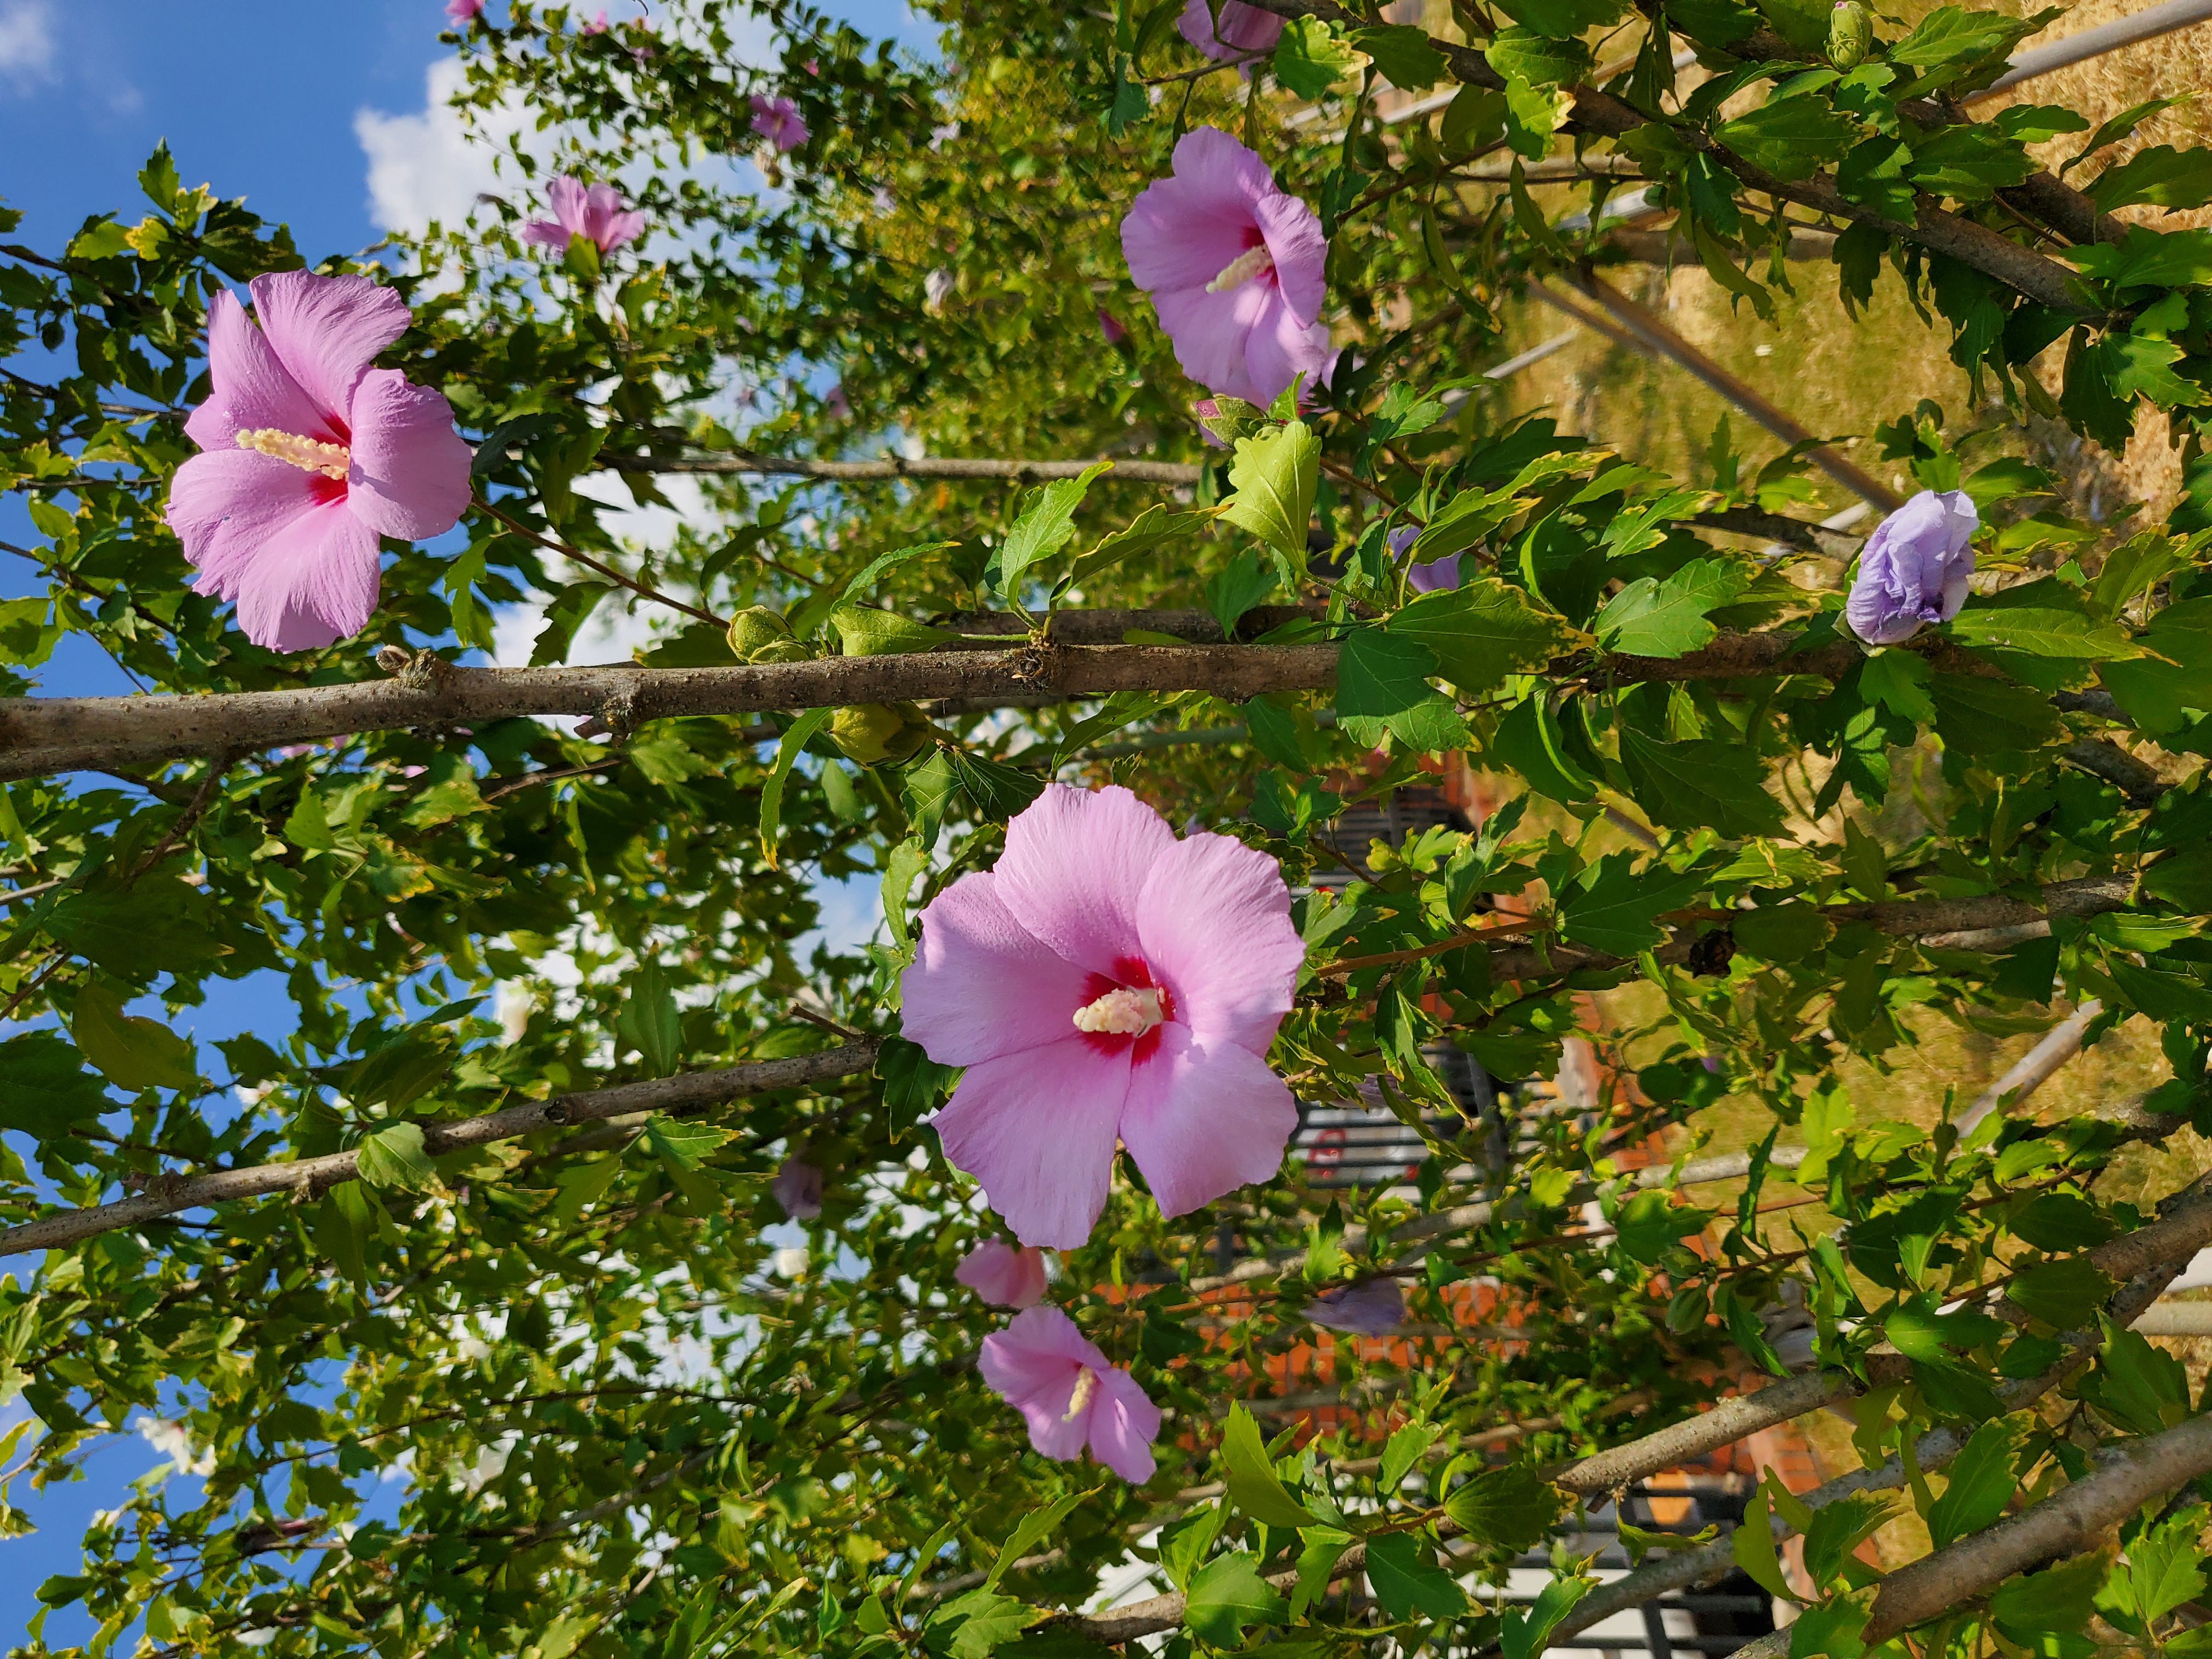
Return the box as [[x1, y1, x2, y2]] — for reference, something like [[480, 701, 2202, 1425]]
[[604, 450, 1207, 484], [0, 1041, 879, 1257]]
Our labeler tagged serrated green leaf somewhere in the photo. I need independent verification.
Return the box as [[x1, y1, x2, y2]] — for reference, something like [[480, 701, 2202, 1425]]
[[1182, 1552, 1286, 1647], [1595, 557, 1750, 657], [1441, 1462, 1564, 1553], [616, 958, 682, 1077], [834, 607, 958, 657], [1221, 421, 1318, 570], [1221, 1403, 1313, 1527], [1364, 1532, 1467, 1621], [356, 1121, 435, 1191], [1386, 577, 1573, 691], [998, 462, 1113, 595]]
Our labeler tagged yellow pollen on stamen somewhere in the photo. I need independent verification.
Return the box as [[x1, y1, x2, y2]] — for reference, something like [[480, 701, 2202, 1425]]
[[1072, 986, 1164, 1038], [234, 428, 352, 482], [1205, 244, 1276, 294], [1062, 1365, 1101, 1423]]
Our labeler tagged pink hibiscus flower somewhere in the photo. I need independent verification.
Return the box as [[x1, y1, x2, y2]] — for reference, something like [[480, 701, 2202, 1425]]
[[581, 10, 610, 33], [521, 177, 646, 254], [980, 1306, 1160, 1483], [165, 271, 470, 653], [1121, 127, 1335, 410], [957, 1239, 1048, 1307], [772, 1156, 823, 1220], [902, 783, 1304, 1249], [750, 93, 809, 153], [1177, 0, 1284, 66], [445, 0, 484, 20]]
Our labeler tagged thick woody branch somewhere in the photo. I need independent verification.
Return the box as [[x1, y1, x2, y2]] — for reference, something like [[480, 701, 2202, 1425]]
[[0, 1041, 879, 1258], [0, 604, 2132, 781], [603, 450, 1206, 484]]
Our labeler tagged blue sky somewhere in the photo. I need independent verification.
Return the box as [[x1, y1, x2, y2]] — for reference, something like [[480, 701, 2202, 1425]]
[[0, 0, 922, 1634]]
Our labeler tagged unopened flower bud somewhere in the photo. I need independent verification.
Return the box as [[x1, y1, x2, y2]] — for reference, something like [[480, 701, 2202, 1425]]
[[830, 702, 933, 765], [1827, 0, 1871, 70], [727, 605, 793, 660]]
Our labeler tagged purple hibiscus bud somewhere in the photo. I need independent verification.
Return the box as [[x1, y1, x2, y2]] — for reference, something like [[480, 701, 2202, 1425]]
[[1844, 489, 1979, 646], [1305, 1276, 1405, 1335], [1097, 307, 1128, 346], [772, 1156, 823, 1220], [1176, 0, 1285, 73]]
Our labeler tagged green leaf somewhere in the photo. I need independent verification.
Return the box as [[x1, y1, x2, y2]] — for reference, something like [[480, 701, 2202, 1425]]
[[398, 751, 487, 830], [1989, 1551, 2107, 1640], [1499, 1575, 1596, 1659], [2080, 1318, 2191, 1434], [926, 1586, 1036, 1659], [1273, 17, 1363, 98], [2110, 1504, 2208, 1627], [833, 607, 958, 657], [1614, 1188, 1712, 1264], [949, 749, 1048, 821], [1926, 1418, 2019, 1549], [1347, 23, 1447, 87], [531, 580, 613, 666], [356, 1121, 435, 1191], [1440, 1462, 1564, 1553], [2065, 96, 2186, 176], [1290, 1526, 1353, 1622], [2088, 144, 2212, 213], [1221, 1403, 1313, 1527], [0, 1031, 112, 1131], [1948, 606, 2147, 659], [1204, 548, 1278, 640], [67, 221, 132, 261], [1489, 695, 1598, 804], [1364, 1532, 1468, 1621], [788, 540, 955, 641], [69, 978, 198, 1093], [987, 1491, 1088, 1588], [1618, 727, 1785, 837], [876, 1034, 961, 1131], [1386, 578, 1573, 691], [760, 707, 837, 866], [1221, 421, 1319, 570], [1064, 506, 1217, 594], [1716, 97, 1857, 182], [1483, 27, 1592, 87], [2007, 1255, 2116, 1330], [1730, 1486, 1795, 1602], [1907, 125, 2039, 199], [1929, 673, 2064, 755], [1380, 1422, 1438, 1492], [1801, 1492, 1892, 1591], [1887, 4, 2049, 78], [1594, 558, 1750, 657], [643, 1116, 733, 1170], [1336, 629, 1440, 724], [1491, 0, 1624, 36], [998, 462, 1114, 595], [2103, 597, 2212, 731], [616, 958, 683, 1077], [1559, 851, 1707, 957], [1182, 1552, 1286, 1648]]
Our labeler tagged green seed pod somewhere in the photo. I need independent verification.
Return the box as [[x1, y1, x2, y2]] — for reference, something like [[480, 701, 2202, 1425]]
[[830, 702, 934, 766], [727, 605, 793, 661], [1827, 0, 1871, 71]]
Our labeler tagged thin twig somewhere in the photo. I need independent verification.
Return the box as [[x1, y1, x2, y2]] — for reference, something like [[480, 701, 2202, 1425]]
[[474, 496, 727, 629]]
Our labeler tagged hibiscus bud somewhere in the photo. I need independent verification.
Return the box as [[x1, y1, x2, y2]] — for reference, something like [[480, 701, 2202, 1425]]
[[830, 702, 933, 765], [924, 268, 956, 314], [1843, 488, 1979, 646], [1827, 1, 1871, 69], [727, 605, 793, 659], [1193, 396, 1268, 447], [772, 1156, 823, 1220], [1305, 1276, 1406, 1335]]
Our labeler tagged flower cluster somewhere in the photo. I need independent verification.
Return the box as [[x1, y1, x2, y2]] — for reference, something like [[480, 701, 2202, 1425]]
[[904, 783, 1306, 1481]]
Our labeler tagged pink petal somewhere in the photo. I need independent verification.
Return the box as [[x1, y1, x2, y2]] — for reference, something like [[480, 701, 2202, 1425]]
[[1152, 278, 1273, 404], [904, 872, 1093, 1066], [191, 289, 332, 450], [932, 1037, 1128, 1249], [1251, 188, 1328, 327], [1239, 287, 1335, 409], [990, 783, 1172, 977], [167, 449, 330, 589], [1118, 1025, 1296, 1219], [602, 209, 646, 250], [1136, 827, 1301, 1053], [1120, 136, 1262, 296], [957, 1239, 1048, 1307], [345, 368, 472, 541], [1086, 1367, 1161, 1483], [247, 270, 411, 424], [234, 498, 381, 652], [980, 1306, 1099, 1461], [520, 219, 572, 249]]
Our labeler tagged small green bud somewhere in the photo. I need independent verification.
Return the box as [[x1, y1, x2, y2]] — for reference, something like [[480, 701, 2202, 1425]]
[[727, 605, 793, 661], [1827, 0, 1871, 70], [748, 639, 815, 665], [830, 702, 934, 766]]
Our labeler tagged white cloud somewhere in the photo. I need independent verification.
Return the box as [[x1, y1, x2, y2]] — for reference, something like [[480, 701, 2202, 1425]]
[[355, 57, 532, 235], [0, 0, 55, 89]]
